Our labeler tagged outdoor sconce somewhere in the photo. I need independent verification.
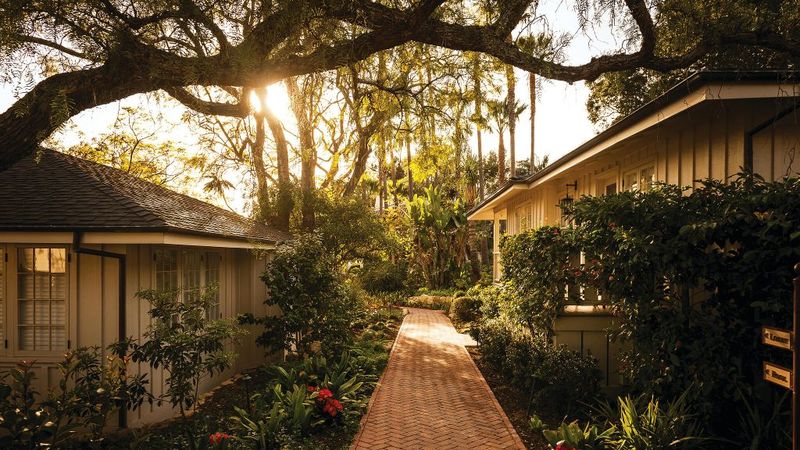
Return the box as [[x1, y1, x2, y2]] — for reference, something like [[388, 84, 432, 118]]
[[559, 181, 578, 209]]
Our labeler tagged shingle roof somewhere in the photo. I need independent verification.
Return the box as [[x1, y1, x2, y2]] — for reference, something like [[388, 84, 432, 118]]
[[0, 149, 291, 244]]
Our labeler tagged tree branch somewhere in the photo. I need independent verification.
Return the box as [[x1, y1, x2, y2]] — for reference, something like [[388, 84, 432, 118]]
[[14, 34, 91, 60], [165, 87, 248, 117]]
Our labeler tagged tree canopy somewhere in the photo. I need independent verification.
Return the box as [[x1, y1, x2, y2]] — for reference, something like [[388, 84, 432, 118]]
[[1, 0, 799, 169]]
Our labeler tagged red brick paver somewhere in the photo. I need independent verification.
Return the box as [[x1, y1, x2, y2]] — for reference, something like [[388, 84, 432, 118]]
[[352, 308, 525, 450]]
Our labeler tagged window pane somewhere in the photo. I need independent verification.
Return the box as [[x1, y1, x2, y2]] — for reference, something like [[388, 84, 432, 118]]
[[52, 274, 66, 300], [34, 248, 50, 273], [50, 249, 66, 273], [624, 171, 638, 191], [18, 274, 34, 300], [51, 301, 65, 325], [154, 249, 178, 292], [640, 166, 655, 191], [18, 327, 33, 350], [34, 273, 50, 299], [18, 300, 33, 325], [18, 248, 33, 273], [205, 253, 221, 319], [34, 327, 49, 350], [51, 327, 66, 350], [34, 300, 50, 323], [182, 251, 202, 303]]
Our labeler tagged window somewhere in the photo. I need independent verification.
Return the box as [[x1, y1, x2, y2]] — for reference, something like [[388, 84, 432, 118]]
[[182, 250, 202, 303], [516, 204, 530, 233], [154, 248, 222, 319], [17, 248, 67, 352], [205, 253, 221, 319], [624, 164, 656, 192], [154, 249, 178, 292]]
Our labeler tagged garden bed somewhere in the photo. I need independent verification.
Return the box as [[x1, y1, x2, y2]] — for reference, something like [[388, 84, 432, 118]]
[[101, 308, 403, 450]]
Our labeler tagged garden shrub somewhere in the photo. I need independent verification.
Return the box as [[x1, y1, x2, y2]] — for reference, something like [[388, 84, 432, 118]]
[[357, 259, 407, 293], [473, 317, 601, 416], [401, 295, 452, 311], [0, 346, 150, 449], [565, 175, 800, 440], [246, 234, 361, 355], [449, 295, 482, 324]]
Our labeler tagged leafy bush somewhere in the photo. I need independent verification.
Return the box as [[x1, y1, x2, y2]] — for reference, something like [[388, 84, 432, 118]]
[[501, 226, 581, 338], [473, 317, 601, 416], [132, 287, 243, 450], [357, 259, 407, 293], [399, 295, 452, 311], [246, 234, 361, 355], [449, 295, 482, 324], [0, 346, 150, 449]]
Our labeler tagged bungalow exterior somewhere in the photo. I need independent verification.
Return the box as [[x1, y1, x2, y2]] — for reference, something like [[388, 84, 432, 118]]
[[468, 71, 800, 388], [0, 149, 290, 426]]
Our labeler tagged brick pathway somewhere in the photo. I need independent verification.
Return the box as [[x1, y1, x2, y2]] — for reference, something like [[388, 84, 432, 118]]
[[352, 308, 525, 450]]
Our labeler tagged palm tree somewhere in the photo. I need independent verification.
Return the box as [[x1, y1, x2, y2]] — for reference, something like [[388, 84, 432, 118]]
[[488, 98, 527, 184], [529, 72, 536, 167]]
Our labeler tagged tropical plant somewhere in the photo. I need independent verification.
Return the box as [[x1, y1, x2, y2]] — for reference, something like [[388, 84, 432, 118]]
[[542, 420, 614, 450], [232, 403, 285, 450], [131, 286, 243, 450], [593, 388, 708, 449], [408, 185, 475, 289]]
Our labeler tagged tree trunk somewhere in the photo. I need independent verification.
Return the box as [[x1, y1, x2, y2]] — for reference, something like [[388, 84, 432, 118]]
[[506, 64, 516, 178], [498, 127, 506, 185], [263, 94, 292, 232], [406, 136, 414, 199], [285, 78, 317, 230], [473, 58, 485, 200], [529, 72, 536, 167]]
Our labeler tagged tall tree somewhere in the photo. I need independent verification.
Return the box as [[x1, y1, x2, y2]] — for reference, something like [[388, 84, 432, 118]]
[[2, 0, 799, 169], [529, 72, 536, 167], [505, 65, 517, 178]]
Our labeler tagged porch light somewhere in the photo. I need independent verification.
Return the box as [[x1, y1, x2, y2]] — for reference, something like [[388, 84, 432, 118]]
[[559, 181, 578, 209]]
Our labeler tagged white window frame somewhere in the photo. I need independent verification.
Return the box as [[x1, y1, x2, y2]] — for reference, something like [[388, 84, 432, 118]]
[[153, 247, 224, 319], [623, 162, 656, 192], [6, 245, 71, 357]]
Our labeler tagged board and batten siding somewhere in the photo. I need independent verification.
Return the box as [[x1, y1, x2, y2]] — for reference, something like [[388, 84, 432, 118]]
[[494, 98, 800, 389], [0, 242, 278, 427]]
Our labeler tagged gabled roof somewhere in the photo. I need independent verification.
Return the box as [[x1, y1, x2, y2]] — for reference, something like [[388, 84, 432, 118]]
[[468, 70, 800, 219], [0, 149, 291, 244]]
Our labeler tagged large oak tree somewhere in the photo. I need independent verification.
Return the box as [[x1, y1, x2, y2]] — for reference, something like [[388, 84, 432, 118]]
[[1, 0, 799, 169]]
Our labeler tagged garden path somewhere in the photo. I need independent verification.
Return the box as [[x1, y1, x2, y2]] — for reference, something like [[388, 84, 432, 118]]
[[352, 308, 525, 450]]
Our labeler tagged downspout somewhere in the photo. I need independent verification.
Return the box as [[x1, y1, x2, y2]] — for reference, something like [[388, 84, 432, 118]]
[[72, 232, 128, 429], [744, 104, 800, 171]]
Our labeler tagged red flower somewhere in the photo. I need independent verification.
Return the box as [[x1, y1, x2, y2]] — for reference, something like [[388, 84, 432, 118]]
[[554, 442, 575, 450], [317, 388, 333, 401], [209, 432, 231, 446], [323, 398, 343, 417], [307, 385, 317, 393]]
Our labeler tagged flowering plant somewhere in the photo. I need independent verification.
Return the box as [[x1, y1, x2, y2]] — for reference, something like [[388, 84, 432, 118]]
[[209, 432, 231, 448]]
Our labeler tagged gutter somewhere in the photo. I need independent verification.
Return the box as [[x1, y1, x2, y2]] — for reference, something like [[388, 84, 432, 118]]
[[72, 231, 128, 429], [744, 103, 800, 171]]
